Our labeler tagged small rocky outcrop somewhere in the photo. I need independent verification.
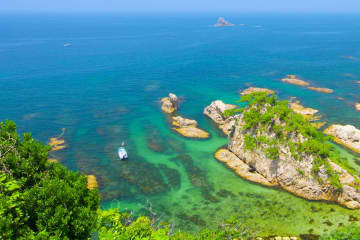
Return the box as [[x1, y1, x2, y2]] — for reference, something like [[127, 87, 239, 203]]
[[207, 93, 360, 209], [203, 100, 237, 135], [240, 87, 274, 96], [355, 102, 360, 111], [307, 86, 334, 94], [49, 137, 66, 152], [282, 75, 310, 86], [161, 93, 178, 114], [357, 81, 360, 85], [171, 116, 209, 139], [324, 124, 360, 154], [289, 102, 318, 119], [87, 175, 98, 190], [214, 17, 235, 27]]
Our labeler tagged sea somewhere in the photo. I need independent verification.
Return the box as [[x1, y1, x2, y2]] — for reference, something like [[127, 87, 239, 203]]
[[1, 12, 360, 236]]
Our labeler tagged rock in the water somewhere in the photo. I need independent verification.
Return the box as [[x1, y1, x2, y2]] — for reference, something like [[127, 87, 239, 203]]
[[282, 75, 310, 86], [214, 17, 235, 27], [355, 102, 360, 111], [161, 93, 178, 113], [171, 115, 210, 139], [240, 87, 274, 96], [289, 102, 318, 118], [173, 126, 210, 139], [172, 116, 198, 127], [215, 148, 276, 187], [203, 100, 237, 135], [87, 175, 98, 190], [307, 86, 334, 94], [49, 137, 66, 152], [324, 124, 360, 154]]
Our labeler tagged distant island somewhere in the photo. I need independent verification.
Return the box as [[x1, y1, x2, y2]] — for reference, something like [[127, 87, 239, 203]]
[[214, 17, 235, 27]]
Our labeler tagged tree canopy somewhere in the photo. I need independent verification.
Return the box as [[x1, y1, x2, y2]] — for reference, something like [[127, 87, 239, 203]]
[[0, 120, 99, 239]]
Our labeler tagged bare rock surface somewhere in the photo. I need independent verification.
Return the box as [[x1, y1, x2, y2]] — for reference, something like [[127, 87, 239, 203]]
[[214, 17, 235, 27], [282, 75, 310, 86], [215, 148, 276, 187], [240, 87, 275, 96], [307, 86, 334, 94], [161, 93, 178, 113], [289, 102, 318, 118], [171, 116, 209, 139], [203, 100, 237, 135], [324, 124, 360, 154], [355, 102, 360, 111]]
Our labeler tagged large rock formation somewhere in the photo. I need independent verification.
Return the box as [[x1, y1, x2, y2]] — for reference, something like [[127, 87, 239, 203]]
[[161, 93, 178, 114], [214, 17, 235, 27], [324, 124, 360, 154], [208, 93, 360, 209], [171, 116, 209, 139], [203, 100, 237, 135]]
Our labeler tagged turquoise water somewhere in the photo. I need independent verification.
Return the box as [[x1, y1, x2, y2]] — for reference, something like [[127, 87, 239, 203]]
[[1, 13, 360, 236]]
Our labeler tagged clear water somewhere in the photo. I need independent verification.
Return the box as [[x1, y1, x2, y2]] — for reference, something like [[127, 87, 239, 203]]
[[1, 12, 360, 236]]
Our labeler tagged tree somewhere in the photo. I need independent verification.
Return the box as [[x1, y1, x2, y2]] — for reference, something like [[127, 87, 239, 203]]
[[0, 120, 99, 239]]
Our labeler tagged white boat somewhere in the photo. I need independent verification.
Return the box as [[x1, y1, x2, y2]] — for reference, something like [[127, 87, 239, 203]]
[[118, 147, 128, 160]]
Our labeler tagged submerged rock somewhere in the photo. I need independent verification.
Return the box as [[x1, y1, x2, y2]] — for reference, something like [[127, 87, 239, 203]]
[[166, 136, 186, 153], [145, 124, 167, 153], [282, 75, 310, 86], [214, 17, 235, 27], [240, 87, 274, 96], [158, 164, 181, 189], [171, 154, 212, 189], [324, 124, 360, 154], [307, 86, 334, 94], [203, 100, 237, 135], [161, 93, 178, 114], [120, 159, 169, 195]]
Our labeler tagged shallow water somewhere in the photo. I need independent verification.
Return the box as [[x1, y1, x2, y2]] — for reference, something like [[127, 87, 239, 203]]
[[1, 13, 360, 236]]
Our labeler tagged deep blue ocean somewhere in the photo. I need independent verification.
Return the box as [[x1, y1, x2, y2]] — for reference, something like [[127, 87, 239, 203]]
[[1, 13, 360, 236]]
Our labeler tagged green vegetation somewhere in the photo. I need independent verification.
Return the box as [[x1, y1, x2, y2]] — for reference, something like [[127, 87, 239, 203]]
[[0, 120, 99, 239], [227, 92, 360, 189]]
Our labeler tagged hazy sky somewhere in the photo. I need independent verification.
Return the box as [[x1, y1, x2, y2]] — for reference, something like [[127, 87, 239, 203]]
[[1, 0, 360, 13]]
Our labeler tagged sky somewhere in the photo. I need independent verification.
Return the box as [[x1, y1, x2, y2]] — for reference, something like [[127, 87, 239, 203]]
[[1, 0, 360, 13]]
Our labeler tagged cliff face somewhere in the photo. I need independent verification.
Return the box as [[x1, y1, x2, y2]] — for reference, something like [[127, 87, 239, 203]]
[[207, 93, 360, 209]]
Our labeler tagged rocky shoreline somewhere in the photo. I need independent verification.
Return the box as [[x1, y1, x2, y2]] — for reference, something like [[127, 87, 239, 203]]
[[324, 124, 360, 154]]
